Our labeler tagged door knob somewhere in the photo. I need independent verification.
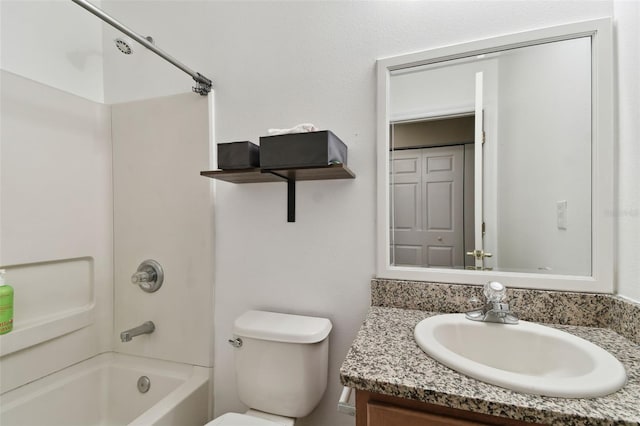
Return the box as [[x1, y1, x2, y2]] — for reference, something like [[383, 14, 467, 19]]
[[466, 249, 493, 259]]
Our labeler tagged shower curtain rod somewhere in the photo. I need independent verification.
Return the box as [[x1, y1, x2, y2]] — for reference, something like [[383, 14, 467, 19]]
[[71, 0, 212, 95]]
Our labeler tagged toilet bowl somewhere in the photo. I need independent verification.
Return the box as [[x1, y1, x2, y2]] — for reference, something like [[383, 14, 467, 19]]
[[206, 310, 332, 426]]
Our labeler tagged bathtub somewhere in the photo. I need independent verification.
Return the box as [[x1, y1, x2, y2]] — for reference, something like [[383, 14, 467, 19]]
[[0, 352, 210, 426]]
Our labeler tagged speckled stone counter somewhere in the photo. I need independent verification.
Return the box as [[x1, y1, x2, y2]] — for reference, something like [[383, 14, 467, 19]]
[[340, 306, 640, 425], [371, 279, 640, 345], [341, 278, 640, 426]]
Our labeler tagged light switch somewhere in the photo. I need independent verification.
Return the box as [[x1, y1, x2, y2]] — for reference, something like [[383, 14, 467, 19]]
[[557, 200, 568, 230]]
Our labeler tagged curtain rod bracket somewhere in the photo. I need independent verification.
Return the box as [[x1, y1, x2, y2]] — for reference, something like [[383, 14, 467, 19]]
[[192, 73, 212, 96]]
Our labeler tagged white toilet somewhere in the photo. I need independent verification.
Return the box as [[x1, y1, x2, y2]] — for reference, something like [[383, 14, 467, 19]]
[[207, 310, 333, 426]]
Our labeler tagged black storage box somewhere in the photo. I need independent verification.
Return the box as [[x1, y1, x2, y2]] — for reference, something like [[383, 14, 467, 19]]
[[259, 130, 347, 169], [217, 141, 260, 169]]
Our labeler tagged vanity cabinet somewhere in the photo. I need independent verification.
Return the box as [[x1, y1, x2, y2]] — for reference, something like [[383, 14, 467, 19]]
[[357, 391, 539, 426]]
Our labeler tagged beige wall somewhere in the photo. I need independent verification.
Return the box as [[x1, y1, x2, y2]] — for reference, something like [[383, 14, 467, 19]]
[[392, 117, 474, 149]]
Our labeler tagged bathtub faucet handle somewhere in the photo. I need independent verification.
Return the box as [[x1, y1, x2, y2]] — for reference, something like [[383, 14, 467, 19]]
[[131, 270, 154, 283], [131, 260, 164, 293]]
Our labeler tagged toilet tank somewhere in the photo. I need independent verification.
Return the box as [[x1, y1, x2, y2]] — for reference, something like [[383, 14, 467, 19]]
[[232, 310, 332, 418]]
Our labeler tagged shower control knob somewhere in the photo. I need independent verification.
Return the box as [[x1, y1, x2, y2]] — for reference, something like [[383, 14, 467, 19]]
[[131, 271, 154, 284], [131, 260, 164, 293]]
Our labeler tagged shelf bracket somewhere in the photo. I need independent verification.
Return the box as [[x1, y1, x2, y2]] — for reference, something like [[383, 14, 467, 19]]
[[265, 170, 296, 223], [287, 179, 295, 222]]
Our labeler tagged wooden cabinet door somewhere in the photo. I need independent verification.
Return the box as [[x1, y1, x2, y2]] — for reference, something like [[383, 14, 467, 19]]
[[367, 402, 490, 426]]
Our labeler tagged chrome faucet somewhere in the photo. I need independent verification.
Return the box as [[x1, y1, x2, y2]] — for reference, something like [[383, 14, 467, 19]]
[[465, 281, 519, 324], [120, 321, 155, 342]]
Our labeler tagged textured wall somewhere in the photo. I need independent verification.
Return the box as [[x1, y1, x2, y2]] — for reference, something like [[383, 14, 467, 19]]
[[614, 0, 640, 302]]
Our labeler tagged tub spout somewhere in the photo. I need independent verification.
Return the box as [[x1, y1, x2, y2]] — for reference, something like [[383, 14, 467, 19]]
[[120, 321, 155, 342]]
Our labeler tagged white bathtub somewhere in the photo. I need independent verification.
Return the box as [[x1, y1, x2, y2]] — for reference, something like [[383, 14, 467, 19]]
[[0, 352, 210, 426]]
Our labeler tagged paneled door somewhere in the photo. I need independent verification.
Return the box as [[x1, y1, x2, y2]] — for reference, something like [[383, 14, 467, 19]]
[[391, 146, 464, 267]]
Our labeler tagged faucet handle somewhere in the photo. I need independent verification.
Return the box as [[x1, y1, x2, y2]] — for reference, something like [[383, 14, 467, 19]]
[[131, 260, 164, 293], [483, 281, 506, 302]]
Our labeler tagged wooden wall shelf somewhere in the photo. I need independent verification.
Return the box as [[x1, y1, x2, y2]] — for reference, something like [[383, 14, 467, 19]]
[[200, 168, 281, 184], [200, 163, 355, 184], [200, 164, 355, 222]]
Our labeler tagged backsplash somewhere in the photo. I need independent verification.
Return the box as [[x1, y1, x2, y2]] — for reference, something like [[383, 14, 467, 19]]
[[608, 297, 640, 345], [371, 279, 640, 345]]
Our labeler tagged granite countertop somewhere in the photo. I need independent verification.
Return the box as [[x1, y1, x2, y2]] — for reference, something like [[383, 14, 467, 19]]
[[340, 306, 640, 425]]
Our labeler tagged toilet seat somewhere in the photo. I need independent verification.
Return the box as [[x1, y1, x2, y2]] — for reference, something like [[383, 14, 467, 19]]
[[206, 413, 285, 426]]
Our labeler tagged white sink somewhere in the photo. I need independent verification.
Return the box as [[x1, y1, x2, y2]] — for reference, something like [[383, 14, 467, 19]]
[[414, 314, 627, 398]]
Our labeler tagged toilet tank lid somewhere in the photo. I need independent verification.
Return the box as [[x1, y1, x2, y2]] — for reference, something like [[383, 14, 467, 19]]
[[233, 310, 332, 344]]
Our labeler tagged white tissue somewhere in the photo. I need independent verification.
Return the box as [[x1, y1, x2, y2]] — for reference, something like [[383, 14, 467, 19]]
[[267, 123, 318, 136]]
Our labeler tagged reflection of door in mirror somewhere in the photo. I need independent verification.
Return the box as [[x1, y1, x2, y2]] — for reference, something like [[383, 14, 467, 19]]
[[388, 36, 592, 276], [390, 117, 475, 269]]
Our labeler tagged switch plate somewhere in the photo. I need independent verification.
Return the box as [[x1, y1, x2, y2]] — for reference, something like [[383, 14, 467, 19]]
[[557, 200, 568, 230]]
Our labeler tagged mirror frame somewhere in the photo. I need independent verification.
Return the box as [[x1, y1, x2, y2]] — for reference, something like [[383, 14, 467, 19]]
[[376, 18, 614, 293]]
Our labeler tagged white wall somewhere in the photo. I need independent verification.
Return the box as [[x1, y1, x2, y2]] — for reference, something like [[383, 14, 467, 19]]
[[0, 0, 104, 103], [614, 1, 640, 302], [111, 93, 214, 368], [0, 70, 113, 392], [496, 38, 592, 275], [100, 3, 620, 425], [391, 61, 478, 120]]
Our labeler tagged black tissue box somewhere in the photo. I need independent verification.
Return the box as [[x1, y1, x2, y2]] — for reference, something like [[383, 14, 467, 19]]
[[259, 130, 347, 169], [217, 141, 260, 169]]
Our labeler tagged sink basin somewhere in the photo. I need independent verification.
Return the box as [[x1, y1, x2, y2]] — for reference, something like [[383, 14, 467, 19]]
[[414, 314, 627, 398]]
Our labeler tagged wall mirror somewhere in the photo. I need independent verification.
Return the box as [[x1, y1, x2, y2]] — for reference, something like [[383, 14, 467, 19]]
[[376, 19, 613, 292]]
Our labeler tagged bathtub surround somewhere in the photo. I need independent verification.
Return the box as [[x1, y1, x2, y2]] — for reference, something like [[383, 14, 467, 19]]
[[112, 93, 214, 368], [0, 259, 96, 357], [0, 71, 214, 416], [0, 70, 113, 394], [340, 279, 640, 424]]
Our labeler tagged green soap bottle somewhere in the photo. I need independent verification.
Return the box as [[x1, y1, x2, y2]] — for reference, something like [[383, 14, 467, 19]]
[[0, 269, 13, 335]]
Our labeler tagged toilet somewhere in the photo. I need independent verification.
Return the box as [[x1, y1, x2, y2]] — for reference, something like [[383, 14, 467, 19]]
[[206, 310, 333, 426]]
